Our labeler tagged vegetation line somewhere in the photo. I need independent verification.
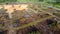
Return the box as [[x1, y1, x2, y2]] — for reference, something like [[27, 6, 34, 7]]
[[31, 6, 60, 19], [13, 16, 53, 30]]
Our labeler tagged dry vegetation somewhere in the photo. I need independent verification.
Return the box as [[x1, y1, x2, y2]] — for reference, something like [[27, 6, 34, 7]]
[[0, 3, 60, 34]]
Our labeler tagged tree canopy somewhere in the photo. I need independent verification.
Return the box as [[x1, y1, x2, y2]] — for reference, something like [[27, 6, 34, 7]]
[[0, 0, 17, 3]]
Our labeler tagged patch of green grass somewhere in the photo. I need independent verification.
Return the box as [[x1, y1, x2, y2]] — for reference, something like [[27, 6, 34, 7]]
[[17, 0, 39, 3]]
